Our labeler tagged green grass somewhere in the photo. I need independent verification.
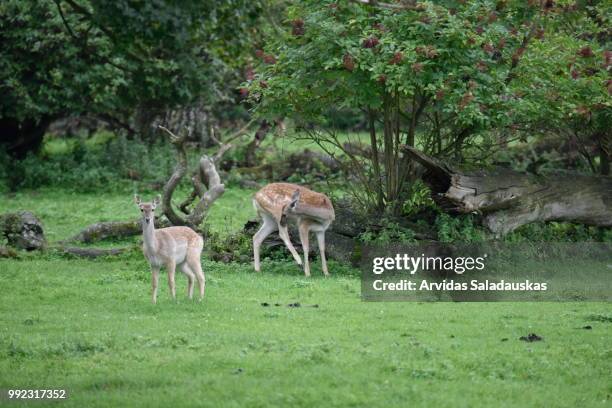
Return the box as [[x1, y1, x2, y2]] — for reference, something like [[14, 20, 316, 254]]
[[1, 258, 610, 407], [0, 186, 256, 243], [1, 189, 611, 407]]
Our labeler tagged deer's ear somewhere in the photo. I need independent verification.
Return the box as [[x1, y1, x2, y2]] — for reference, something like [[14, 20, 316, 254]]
[[289, 189, 300, 209], [134, 194, 141, 205], [153, 195, 161, 207]]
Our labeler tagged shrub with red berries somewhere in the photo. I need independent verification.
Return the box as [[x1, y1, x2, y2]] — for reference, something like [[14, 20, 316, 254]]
[[248, 0, 608, 178]]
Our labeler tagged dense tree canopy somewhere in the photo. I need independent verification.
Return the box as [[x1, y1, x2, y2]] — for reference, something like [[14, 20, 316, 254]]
[[0, 0, 262, 156]]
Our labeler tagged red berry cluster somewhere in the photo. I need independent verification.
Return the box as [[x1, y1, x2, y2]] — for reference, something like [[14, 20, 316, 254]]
[[578, 46, 594, 58], [263, 54, 276, 64], [292, 19, 305, 36], [362, 37, 379, 48], [389, 52, 403, 65], [604, 51, 612, 68], [459, 92, 474, 110], [511, 47, 526, 64], [482, 43, 495, 54]]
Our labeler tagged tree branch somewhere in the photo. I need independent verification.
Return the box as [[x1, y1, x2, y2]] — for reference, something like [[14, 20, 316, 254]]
[[158, 125, 188, 226]]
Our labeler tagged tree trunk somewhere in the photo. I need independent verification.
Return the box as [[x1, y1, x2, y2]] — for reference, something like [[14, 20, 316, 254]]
[[0, 116, 53, 158], [404, 146, 612, 236], [244, 120, 271, 167], [368, 109, 384, 211]]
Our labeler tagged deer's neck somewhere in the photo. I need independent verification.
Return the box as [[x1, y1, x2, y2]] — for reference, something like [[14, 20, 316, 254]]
[[142, 220, 158, 252]]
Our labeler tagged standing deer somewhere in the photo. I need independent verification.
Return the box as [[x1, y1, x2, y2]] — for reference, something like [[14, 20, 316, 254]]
[[252, 183, 335, 276], [135, 195, 205, 303]]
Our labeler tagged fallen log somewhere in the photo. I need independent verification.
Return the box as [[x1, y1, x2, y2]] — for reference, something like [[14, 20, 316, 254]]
[[403, 146, 612, 236], [60, 246, 133, 258], [65, 220, 140, 243], [64, 218, 170, 244]]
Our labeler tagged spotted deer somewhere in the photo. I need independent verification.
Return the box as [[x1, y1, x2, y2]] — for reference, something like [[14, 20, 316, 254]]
[[134, 195, 205, 303], [252, 183, 335, 276]]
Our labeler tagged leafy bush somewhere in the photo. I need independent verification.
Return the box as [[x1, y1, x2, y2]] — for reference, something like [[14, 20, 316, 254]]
[[1, 135, 179, 192], [206, 230, 253, 263], [435, 213, 486, 243], [402, 180, 437, 217], [359, 220, 416, 244]]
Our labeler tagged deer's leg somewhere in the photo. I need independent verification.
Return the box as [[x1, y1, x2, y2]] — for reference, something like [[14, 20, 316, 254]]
[[190, 250, 206, 301], [166, 260, 177, 301], [253, 215, 277, 272], [278, 224, 303, 266], [298, 221, 311, 277], [180, 263, 195, 300], [316, 231, 329, 276], [151, 265, 160, 304]]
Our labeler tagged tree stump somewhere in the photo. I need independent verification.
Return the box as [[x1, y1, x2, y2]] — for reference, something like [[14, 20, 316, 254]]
[[0, 211, 46, 250]]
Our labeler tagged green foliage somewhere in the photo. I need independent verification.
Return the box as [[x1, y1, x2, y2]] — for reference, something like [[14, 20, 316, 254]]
[[1, 135, 177, 191], [248, 0, 610, 212], [435, 213, 486, 243], [0, 0, 261, 129], [359, 220, 416, 244], [248, 0, 555, 146], [402, 179, 437, 217], [206, 230, 253, 263], [508, 2, 611, 174]]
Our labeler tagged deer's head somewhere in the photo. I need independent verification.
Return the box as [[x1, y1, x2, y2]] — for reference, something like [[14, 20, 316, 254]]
[[282, 189, 301, 216], [134, 195, 161, 225]]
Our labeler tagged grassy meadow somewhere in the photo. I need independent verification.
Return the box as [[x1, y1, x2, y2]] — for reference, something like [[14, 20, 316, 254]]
[[1, 187, 611, 407]]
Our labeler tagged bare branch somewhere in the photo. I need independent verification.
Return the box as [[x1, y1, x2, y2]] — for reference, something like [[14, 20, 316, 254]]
[[186, 155, 225, 226], [158, 125, 184, 144], [157, 124, 229, 228], [159, 126, 188, 226], [222, 118, 257, 145]]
